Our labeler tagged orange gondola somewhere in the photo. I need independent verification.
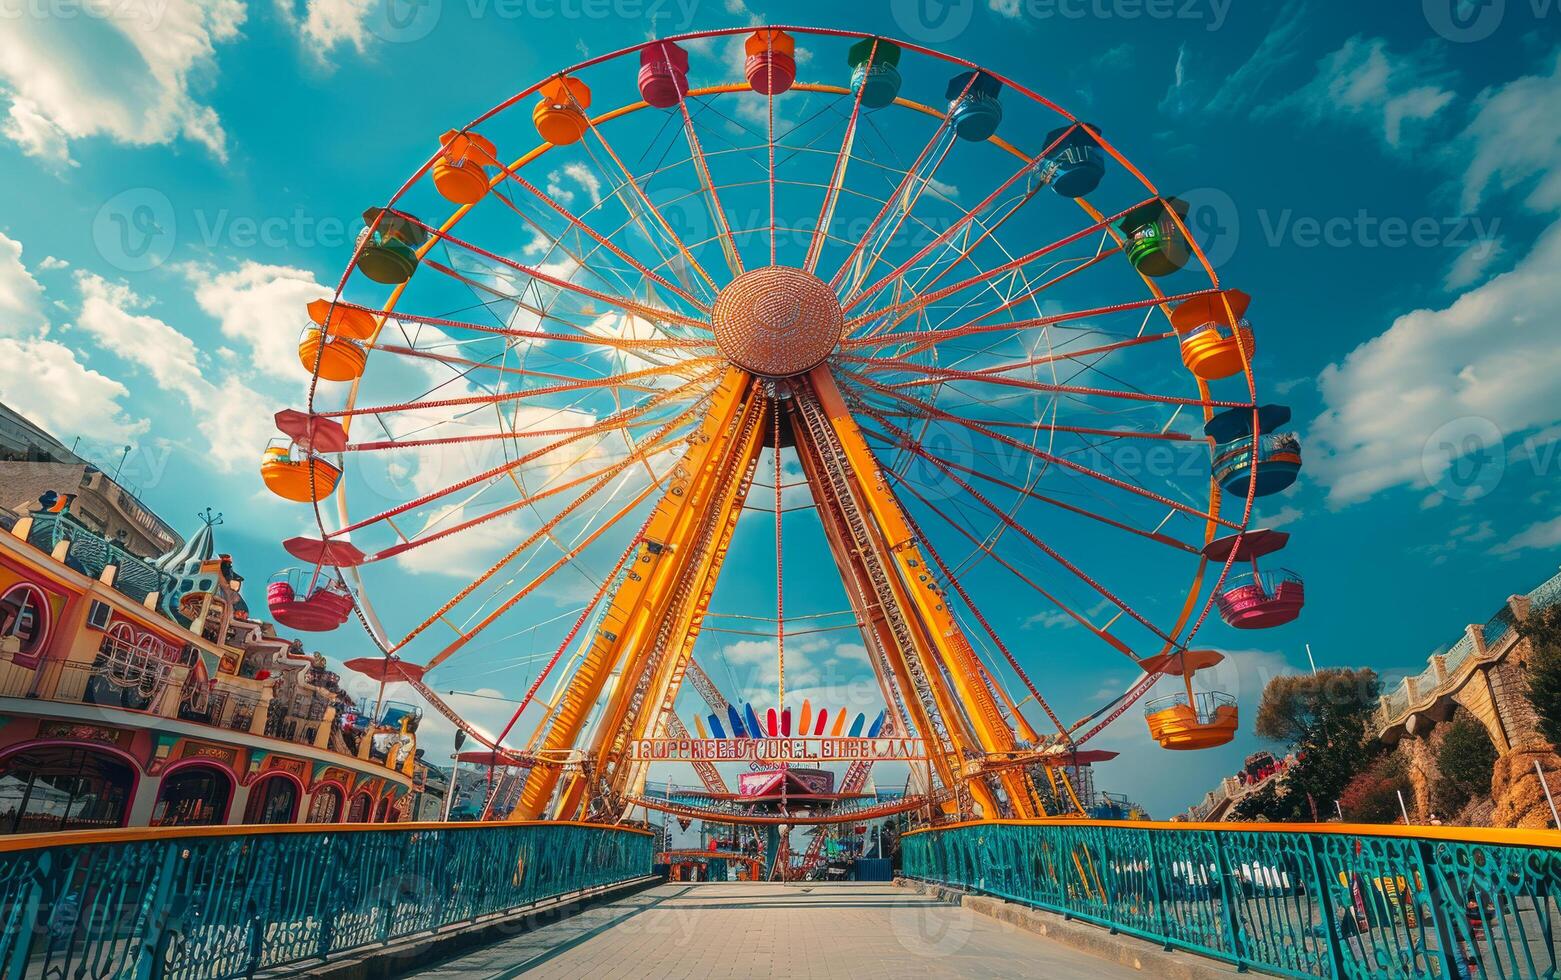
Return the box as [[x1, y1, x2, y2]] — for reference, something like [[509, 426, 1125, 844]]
[[260, 439, 340, 503], [533, 77, 591, 145], [1170, 288, 1256, 381], [432, 130, 499, 205]]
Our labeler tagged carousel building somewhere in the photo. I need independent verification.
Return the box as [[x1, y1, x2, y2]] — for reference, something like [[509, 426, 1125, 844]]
[[0, 460, 418, 835]]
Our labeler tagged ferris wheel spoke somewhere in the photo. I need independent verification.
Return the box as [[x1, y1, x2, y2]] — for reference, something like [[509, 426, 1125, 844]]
[[334, 302, 713, 355], [843, 195, 1155, 335], [672, 97, 744, 278], [488, 163, 712, 316], [847, 330, 1178, 383], [571, 112, 723, 298], [826, 70, 979, 295], [358, 342, 674, 395], [844, 287, 1220, 357], [395, 395, 705, 655], [842, 197, 1161, 338], [870, 419, 1181, 649], [876, 245, 1124, 344], [804, 39, 878, 274], [891, 481, 1071, 740], [842, 124, 1087, 315], [887, 465, 1140, 662], [368, 418, 690, 566], [320, 358, 719, 421], [329, 369, 720, 538], [486, 189, 652, 318], [388, 211, 709, 332], [860, 415, 1199, 555], [839, 370, 1241, 530], [842, 356, 1241, 412], [415, 470, 669, 668], [344, 416, 668, 454]]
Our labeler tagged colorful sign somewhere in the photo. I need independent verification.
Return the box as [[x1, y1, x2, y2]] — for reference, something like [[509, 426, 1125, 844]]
[[628, 737, 925, 762]]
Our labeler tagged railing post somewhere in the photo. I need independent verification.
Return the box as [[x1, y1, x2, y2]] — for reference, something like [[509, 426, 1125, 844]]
[[1415, 839, 1464, 980], [131, 841, 183, 980], [1304, 834, 1351, 980], [1211, 832, 1247, 972], [1144, 828, 1175, 951], [2, 850, 50, 980]]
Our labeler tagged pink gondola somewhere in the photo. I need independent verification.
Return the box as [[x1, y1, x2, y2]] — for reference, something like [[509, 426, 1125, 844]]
[[1203, 529, 1305, 629]]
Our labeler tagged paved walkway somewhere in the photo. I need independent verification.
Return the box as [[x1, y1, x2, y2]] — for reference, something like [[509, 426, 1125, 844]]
[[414, 882, 1150, 979]]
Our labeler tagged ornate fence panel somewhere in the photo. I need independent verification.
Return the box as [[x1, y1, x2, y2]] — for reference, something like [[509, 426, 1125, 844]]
[[0, 821, 654, 980], [903, 820, 1561, 979]]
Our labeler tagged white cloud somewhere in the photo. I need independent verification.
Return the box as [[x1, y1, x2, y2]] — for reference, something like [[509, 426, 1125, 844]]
[[0, 335, 148, 444], [1457, 50, 1561, 215], [1309, 220, 1561, 504], [0, 0, 245, 163], [37, 256, 69, 271], [274, 0, 376, 63], [1493, 514, 1561, 555], [988, 0, 1022, 17], [1205, 3, 1307, 114], [1444, 235, 1507, 290], [184, 261, 330, 381], [0, 232, 47, 335], [72, 272, 273, 472], [1268, 36, 1454, 148]]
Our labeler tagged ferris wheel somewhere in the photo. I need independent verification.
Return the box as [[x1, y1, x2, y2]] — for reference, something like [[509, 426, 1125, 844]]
[[259, 26, 1306, 823]]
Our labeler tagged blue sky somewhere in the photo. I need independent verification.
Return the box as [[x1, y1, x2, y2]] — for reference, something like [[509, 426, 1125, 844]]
[[1, 0, 1559, 818]]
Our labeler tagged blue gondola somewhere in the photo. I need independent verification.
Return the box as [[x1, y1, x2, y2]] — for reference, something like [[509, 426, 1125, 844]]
[[1205, 405, 1304, 498], [1044, 123, 1106, 198], [847, 712, 866, 738], [745, 702, 764, 741], [946, 71, 1003, 142], [709, 714, 727, 739]]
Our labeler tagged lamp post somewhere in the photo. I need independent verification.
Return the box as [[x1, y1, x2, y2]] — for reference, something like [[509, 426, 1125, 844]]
[[442, 729, 467, 821]]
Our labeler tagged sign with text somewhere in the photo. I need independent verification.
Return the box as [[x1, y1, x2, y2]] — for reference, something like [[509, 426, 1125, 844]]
[[628, 737, 925, 762]]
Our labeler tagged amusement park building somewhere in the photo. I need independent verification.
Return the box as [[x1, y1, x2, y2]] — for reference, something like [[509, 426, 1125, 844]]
[[0, 457, 418, 834]]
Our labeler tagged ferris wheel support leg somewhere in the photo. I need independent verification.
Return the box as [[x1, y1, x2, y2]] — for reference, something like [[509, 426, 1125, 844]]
[[802, 367, 1041, 819], [552, 376, 767, 821], [792, 383, 994, 817], [598, 390, 768, 811], [507, 368, 754, 821]]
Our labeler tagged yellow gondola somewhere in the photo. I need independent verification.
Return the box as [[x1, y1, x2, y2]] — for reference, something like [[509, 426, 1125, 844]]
[[1142, 650, 1238, 750]]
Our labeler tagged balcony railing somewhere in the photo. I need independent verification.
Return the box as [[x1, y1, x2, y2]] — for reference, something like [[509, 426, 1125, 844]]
[[25, 510, 168, 603]]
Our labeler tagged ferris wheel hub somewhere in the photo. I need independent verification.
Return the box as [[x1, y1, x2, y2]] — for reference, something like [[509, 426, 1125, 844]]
[[711, 265, 845, 378]]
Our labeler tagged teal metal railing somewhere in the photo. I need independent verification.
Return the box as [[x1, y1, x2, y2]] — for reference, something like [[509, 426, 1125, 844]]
[[904, 820, 1561, 979], [0, 820, 654, 979]]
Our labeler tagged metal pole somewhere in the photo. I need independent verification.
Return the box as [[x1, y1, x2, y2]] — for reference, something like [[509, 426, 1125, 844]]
[[441, 758, 460, 821], [1535, 759, 1560, 829], [1396, 789, 1411, 825], [1305, 643, 1318, 676], [1334, 799, 1344, 821]]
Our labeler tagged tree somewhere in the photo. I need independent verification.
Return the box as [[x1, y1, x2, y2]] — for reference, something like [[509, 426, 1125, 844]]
[[1339, 753, 1412, 824], [1234, 667, 1383, 822], [1522, 604, 1561, 749], [1433, 712, 1497, 816]]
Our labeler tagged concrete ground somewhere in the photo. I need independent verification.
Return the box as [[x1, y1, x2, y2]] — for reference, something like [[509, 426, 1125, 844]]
[[410, 881, 1155, 979]]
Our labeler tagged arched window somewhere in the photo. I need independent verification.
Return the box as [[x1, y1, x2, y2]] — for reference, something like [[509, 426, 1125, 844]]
[[152, 764, 232, 827], [347, 791, 373, 823], [0, 584, 51, 666], [306, 784, 344, 823], [377, 794, 400, 823], [0, 746, 134, 834], [243, 774, 299, 824]]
